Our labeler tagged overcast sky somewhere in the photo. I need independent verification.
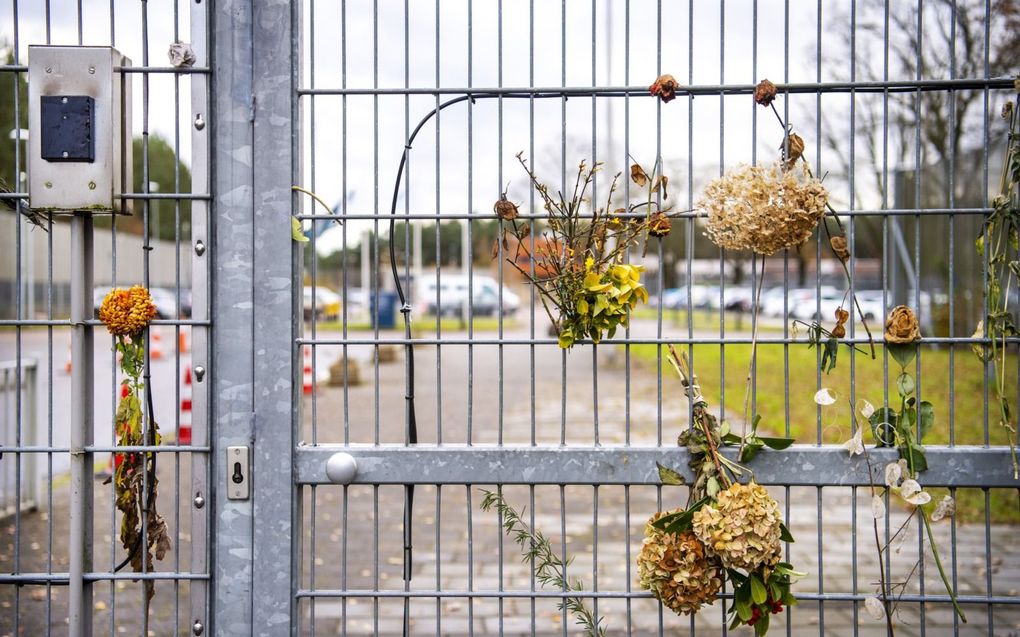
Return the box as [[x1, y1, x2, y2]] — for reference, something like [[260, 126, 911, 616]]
[[3, 1, 1006, 255]]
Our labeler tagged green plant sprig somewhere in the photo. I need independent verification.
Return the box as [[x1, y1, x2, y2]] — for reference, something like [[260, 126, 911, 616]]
[[479, 490, 607, 637], [977, 89, 1020, 479]]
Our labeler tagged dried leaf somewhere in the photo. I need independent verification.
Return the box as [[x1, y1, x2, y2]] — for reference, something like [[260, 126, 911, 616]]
[[630, 164, 649, 187], [898, 479, 931, 505], [859, 399, 875, 419], [652, 174, 669, 198], [781, 133, 805, 166]]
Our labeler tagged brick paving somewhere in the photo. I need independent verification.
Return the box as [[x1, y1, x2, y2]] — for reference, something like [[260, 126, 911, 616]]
[[2, 321, 1019, 635]]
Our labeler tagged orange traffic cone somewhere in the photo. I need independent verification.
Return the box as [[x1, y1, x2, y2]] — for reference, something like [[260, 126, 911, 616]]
[[64, 344, 72, 374], [178, 328, 189, 354], [150, 328, 164, 360], [179, 365, 193, 445]]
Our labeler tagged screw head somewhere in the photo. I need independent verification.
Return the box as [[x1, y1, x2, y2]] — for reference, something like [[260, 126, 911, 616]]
[[45, 66, 52, 73], [194, 366, 206, 382], [44, 181, 53, 189], [194, 114, 205, 131], [194, 239, 206, 256], [88, 181, 96, 190], [61, 151, 69, 158], [193, 493, 205, 509], [61, 97, 67, 104], [192, 620, 204, 635], [88, 65, 95, 74]]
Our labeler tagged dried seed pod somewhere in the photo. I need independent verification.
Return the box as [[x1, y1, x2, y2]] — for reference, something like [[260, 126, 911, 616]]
[[831, 306, 850, 339], [781, 133, 805, 167], [829, 235, 850, 261], [753, 79, 778, 106], [648, 211, 672, 238], [649, 74, 680, 103]]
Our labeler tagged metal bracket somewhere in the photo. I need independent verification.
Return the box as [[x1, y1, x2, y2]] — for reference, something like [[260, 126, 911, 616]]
[[226, 446, 250, 500]]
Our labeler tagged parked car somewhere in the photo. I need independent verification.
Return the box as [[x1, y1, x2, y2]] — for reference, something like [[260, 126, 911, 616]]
[[417, 274, 521, 317], [303, 285, 342, 320], [93, 285, 190, 319]]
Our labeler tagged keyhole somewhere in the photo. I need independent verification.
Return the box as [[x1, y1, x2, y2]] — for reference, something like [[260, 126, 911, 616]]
[[232, 462, 244, 484]]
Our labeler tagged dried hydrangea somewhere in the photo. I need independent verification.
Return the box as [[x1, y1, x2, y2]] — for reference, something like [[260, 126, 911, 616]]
[[637, 510, 723, 615], [99, 285, 157, 337], [691, 482, 783, 572], [698, 161, 828, 255]]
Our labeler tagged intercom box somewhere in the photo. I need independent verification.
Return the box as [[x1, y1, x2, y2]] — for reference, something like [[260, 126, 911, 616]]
[[27, 46, 132, 214]]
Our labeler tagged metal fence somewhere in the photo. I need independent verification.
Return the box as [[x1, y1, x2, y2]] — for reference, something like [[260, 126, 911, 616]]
[[1, 1, 1019, 636]]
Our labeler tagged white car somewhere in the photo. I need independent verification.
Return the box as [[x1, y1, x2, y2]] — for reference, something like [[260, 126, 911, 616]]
[[417, 274, 521, 317]]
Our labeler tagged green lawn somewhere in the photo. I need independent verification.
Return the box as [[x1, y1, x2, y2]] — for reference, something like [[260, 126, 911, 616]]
[[314, 316, 517, 333], [627, 341, 1019, 523], [631, 307, 782, 333]]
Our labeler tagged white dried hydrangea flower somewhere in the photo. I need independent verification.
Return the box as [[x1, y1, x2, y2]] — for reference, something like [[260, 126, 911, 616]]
[[692, 482, 783, 572], [699, 161, 829, 255]]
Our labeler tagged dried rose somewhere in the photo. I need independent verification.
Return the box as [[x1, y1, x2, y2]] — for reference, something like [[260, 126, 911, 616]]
[[753, 79, 778, 106], [648, 211, 672, 238], [493, 196, 519, 221], [649, 74, 679, 103], [830, 235, 850, 262], [630, 163, 649, 187], [884, 305, 921, 344]]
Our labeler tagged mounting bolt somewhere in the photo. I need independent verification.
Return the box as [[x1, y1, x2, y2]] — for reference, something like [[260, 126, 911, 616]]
[[44, 181, 53, 189], [194, 113, 205, 130], [192, 620, 204, 635], [194, 239, 206, 256], [193, 493, 205, 509], [88, 65, 95, 74], [88, 181, 96, 190], [194, 366, 205, 382], [45, 66, 52, 73]]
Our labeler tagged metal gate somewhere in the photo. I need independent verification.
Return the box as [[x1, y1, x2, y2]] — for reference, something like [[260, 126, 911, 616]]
[[2, 1, 1019, 636]]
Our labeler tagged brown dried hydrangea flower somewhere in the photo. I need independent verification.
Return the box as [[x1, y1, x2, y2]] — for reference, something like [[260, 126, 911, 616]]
[[99, 286, 157, 337], [884, 305, 920, 344], [637, 510, 723, 616], [699, 161, 828, 255], [753, 79, 778, 107], [649, 74, 679, 103], [691, 482, 782, 572]]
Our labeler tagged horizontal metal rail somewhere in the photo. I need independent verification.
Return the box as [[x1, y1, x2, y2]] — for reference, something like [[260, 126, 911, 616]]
[[295, 445, 1020, 488], [294, 589, 1020, 605], [298, 77, 1017, 96], [297, 336, 1020, 346]]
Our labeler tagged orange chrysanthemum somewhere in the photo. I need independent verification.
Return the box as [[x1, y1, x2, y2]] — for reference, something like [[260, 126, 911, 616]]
[[99, 286, 157, 337]]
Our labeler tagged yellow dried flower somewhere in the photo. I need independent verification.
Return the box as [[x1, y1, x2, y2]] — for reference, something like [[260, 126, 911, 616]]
[[637, 510, 723, 616], [99, 286, 157, 337], [691, 482, 782, 572], [699, 161, 828, 255], [648, 211, 672, 238]]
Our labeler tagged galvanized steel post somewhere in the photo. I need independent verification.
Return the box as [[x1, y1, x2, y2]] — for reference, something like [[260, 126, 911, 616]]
[[68, 213, 94, 637]]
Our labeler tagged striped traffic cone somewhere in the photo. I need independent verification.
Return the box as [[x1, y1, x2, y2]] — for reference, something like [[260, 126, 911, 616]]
[[302, 345, 316, 395], [179, 365, 193, 445], [150, 328, 165, 360]]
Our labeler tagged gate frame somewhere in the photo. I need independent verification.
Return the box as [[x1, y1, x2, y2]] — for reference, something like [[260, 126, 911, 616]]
[[208, 1, 299, 634]]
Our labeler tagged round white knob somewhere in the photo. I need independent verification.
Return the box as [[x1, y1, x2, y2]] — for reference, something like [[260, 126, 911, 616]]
[[325, 452, 358, 484]]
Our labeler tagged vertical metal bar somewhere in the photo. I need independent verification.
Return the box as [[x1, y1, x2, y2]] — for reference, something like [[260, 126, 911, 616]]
[[251, 0, 300, 633], [189, 0, 211, 633], [209, 0, 256, 632], [68, 213, 95, 637]]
